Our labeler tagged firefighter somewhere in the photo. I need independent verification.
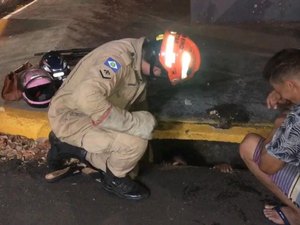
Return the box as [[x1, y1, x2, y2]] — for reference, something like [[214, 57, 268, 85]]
[[47, 31, 201, 200]]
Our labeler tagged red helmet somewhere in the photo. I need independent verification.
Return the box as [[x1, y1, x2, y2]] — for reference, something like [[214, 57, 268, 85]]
[[157, 31, 201, 84]]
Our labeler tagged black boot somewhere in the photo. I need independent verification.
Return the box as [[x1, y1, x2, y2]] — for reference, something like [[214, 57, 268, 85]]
[[47, 131, 88, 170], [102, 167, 150, 200]]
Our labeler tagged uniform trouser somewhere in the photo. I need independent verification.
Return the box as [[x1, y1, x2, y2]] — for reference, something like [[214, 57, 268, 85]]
[[77, 127, 148, 178]]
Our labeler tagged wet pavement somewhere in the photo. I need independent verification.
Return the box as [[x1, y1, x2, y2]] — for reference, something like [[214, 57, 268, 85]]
[[0, 1, 300, 224], [1, 0, 300, 124]]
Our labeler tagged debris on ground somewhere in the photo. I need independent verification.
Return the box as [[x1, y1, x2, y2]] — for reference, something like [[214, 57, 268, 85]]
[[0, 133, 49, 164], [207, 103, 250, 129]]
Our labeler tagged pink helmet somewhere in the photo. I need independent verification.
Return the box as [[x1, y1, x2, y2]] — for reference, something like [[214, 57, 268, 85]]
[[20, 68, 57, 107]]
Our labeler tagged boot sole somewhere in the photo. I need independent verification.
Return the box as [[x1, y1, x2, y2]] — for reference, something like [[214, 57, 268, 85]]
[[102, 184, 149, 200]]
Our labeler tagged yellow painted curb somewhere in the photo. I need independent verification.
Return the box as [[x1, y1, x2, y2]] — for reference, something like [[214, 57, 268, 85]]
[[0, 107, 273, 143], [0, 19, 8, 36], [153, 121, 273, 143], [0, 107, 51, 139]]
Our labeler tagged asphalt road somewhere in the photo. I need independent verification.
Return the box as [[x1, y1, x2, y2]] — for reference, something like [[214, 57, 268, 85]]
[[0, 160, 277, 225]]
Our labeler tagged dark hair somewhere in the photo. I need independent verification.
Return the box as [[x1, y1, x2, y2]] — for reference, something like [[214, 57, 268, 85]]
[[263, 48, 300, 83]]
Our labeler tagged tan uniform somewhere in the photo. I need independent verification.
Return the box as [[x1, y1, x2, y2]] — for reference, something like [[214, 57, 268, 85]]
[[48, 37, 156, 177]]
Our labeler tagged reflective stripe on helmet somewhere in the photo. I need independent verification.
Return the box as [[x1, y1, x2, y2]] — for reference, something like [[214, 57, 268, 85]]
[[52, 71, 65, 78], [164, 34, 176, 68], [181, 51, 191, 80]]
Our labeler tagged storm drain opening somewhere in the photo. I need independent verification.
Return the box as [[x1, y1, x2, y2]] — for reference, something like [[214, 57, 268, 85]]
[[0, 132, 247, 172], [149, 139, 246, 169]]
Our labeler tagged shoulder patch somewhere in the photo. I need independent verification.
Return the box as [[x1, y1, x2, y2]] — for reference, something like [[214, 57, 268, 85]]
[[99, 69, 111, 79], [104, 57, 121, 73]]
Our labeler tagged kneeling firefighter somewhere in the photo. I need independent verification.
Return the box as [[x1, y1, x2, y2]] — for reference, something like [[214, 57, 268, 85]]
[[47, 31, 201, 200]]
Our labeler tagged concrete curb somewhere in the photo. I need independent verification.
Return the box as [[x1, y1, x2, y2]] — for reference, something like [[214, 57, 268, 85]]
[[0, 106, 273, 143]]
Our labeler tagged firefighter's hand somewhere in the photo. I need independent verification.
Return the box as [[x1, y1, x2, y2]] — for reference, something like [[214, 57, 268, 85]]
[[132, 111, 157, 140]]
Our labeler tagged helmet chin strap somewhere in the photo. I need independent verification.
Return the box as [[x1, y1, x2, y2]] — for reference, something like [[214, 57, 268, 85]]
[[149, 62, 157, 80], [149, 61, 168, 80]]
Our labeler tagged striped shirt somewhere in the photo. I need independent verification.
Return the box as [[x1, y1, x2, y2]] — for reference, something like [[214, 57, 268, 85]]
[[266, 104, 300, 170]]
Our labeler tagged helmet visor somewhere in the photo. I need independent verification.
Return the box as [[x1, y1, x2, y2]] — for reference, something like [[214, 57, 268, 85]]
[[24, 81, 56, 102]]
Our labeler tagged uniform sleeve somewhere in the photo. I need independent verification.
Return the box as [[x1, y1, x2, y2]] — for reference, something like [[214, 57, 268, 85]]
[[266, 119, 300, 167], [130, 88, 149, 111], [72, 56, 156, 140]]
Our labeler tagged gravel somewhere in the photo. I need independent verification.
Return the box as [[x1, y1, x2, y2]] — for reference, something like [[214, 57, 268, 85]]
[[0, 133, 49, 165]]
